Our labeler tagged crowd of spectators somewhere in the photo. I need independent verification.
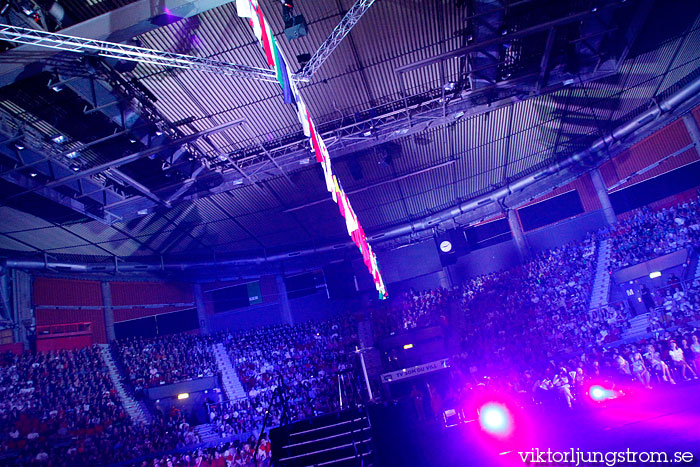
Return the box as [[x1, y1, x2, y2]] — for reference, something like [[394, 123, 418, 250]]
[[209, 319, 358, 438], [600, 199, 700, 270], [443, 321, 700, 414], [130, 435, 271, 467], [4, 196, 700, 465], [114, 334, 217, 393], [0, 346, 199, 466]]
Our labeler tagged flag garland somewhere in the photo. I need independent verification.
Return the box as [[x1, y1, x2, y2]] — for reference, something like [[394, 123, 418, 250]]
[[235, 0, 387, 299]]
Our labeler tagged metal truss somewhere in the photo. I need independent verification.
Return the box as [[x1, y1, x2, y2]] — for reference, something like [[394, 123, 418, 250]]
[[298, 0, 376, 80], [0, 107, 126, 224], [0, 25, 280, 83]]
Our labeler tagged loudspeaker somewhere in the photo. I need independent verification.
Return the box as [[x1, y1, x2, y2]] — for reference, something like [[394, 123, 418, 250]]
[[434, 229, 469, 266], [284, 15, 308, 40]]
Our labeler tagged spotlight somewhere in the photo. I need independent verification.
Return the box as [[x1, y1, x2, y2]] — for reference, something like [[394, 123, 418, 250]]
[[70, 164, 80, 172], [478, 403, 513, 436], [51, 134, 66, 144], [14, 143, 24, 151], [589, 385, 616, 402], [129, 138, 137, 144], [65, 151, 79, 159], [51, 84, 63, 92], [649, 271, 661, 279], [29, 172, 38, 177], [177, 393, 189, 400], [443, 81, 456, 92]]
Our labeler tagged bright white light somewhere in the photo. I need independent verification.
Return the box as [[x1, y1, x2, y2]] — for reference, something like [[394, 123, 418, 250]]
[[649, 271, 661, 279], [479, 403, 512, 435], [177, 393, 189, 400], [589, 385, 613, 402]]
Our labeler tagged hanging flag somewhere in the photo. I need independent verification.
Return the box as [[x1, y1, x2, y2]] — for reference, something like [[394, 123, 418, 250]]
[[268, 35, 294, 104], [236, 0, 255, 18], [235, 0, 387, 298], [291, 80, 310, 136]]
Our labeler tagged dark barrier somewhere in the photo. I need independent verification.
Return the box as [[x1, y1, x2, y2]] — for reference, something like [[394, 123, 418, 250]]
[[145, 375, 219, 400], [612, 248, 689, 283]]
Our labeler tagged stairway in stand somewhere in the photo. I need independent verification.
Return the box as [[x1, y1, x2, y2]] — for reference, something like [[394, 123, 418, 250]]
[[97, 344, 151, 425], [195, 423, 221, 444], [272, 407, 374, 467], [589, 238, 612, 312], [622, 312, 651, 341], [213, 343, 247, 401]]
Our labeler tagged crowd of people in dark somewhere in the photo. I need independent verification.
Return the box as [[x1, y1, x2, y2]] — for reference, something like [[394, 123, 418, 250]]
[[210, 319, 358, 438], [114, 334, 218, 393], [1, 197, 699, 465], [602, 199, 700, 270], [130, 435, 271, 467], [0, 347, 200, 465]]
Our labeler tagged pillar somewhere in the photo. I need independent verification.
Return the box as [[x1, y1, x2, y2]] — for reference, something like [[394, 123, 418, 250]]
[[193, 283, 209, 335], [11, 270, 32, 349], [682, 113, 700, 145], [589, 168, 616, 226], [507, 209, 529, 262], [438, 267, 452, 289], [101, 281, 115, 342], [276, 274, 293, 325]]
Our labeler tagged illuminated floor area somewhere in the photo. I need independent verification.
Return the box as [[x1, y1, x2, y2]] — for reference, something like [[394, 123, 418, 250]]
[[370, 381, 700, 466]]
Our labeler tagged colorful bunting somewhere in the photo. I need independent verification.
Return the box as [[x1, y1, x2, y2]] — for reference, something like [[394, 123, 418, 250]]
[[235, 0, 387, 299]]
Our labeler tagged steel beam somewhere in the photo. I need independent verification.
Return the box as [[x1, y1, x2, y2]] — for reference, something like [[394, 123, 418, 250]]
[[395, 3, 623, 75], [0, 0, 244, 86], [0, 26, 279, 83], [5, 119, 244, 203], [298, 0, 377, 80]]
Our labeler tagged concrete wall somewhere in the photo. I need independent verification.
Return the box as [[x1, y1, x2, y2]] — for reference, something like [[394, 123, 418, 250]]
[[525, 210, 608, 252], [288, 290, 358, 323], [208, 302, 285, 332]]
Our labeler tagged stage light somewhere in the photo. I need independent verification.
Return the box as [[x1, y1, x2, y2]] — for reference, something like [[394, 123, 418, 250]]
[[29, 172, 37, 177], [65, 151, 79, 159], [14, 143, 24, 151], [589, 385, 616, 402], [590, 386, 606, 401], [649, 271, 661, 279], [479, 403, 512, 436], [403, 343, 414, 350], [177, 393, 189, 400], [51, 134, 66, 144]]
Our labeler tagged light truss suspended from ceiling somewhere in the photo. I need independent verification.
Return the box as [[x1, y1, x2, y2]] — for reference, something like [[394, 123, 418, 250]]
[[0, 25, 284, 83], [298, 0, 376, 80]]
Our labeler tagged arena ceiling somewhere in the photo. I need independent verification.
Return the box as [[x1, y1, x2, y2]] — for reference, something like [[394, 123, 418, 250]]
[[0, 0, 699, 264]]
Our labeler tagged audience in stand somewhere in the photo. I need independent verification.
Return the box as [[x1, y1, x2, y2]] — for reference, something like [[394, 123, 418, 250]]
[[3, 196, 700, 465], [209, 319, 358, 438], [115, 334, 217, 393], [600, 199, 700, 270], [0, 346, 199, 466], [131, 435, 271, 467]]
